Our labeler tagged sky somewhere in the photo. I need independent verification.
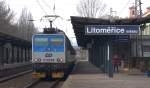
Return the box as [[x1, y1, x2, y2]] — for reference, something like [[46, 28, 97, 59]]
[[4, 0, 150, 46]]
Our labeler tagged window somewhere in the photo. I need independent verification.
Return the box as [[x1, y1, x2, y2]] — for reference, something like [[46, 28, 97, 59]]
[[132, 10, 135, 15]]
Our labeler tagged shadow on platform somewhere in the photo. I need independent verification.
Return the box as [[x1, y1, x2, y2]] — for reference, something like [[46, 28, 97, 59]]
[[72, 61, 102, 74]]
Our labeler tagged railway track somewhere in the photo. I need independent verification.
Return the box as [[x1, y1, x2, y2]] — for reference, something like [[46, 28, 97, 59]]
[[0, 70, 32, 83], [0, 71, 37, 88], [24, 79, 62, 88]]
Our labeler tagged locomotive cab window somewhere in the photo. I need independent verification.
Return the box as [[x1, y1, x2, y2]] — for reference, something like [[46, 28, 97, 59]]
[[50, 38, 64, 46], [34, 38, 48, 46]]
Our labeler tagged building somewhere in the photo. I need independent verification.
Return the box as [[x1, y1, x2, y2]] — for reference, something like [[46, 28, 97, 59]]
[[129, 6, 137, 18], [71, 15, 150, 73], [129, 6, 150, 57], [129, 6, 150, 35], [142, 7, 150, 35]]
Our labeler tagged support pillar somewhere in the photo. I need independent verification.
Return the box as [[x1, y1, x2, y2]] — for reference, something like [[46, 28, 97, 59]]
[[107, 40, 113, 78], [11, 46, 14, 63]]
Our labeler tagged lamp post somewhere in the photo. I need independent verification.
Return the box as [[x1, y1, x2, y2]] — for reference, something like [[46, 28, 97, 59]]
[[27, 19, 36, 41], [107, 8, 114, 78], [139, 0, 143, 57]]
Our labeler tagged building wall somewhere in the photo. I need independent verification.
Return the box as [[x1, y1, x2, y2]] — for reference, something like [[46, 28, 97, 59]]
[[143, 23, 150, 35], [129, 6, 137, 18], [128, 6, 150, 58]]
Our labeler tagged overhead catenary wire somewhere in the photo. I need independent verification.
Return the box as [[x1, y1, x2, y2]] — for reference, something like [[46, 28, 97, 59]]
[[36, 0, 51, 28], [42, 0, 52, 11], [118, 0, 131, 16], [53, 1, 56, 14], [39, 0, 56, 15], [35, 0, 68, 32], [36, 0, 48, 15]]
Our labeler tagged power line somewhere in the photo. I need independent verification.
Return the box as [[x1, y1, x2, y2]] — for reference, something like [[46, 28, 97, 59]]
[[42, 0, 51, 10], [40, 0, 56, 15], [36, 0, 47, 15], [53, 0, 56, 14], [118, 0, 131, 16]]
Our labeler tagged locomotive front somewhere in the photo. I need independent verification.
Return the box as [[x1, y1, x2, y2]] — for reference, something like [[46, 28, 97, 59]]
[[32, 34, 67, 78]]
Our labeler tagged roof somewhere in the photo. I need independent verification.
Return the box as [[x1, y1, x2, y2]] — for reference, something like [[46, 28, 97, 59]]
[[0, 32, 31, 47], [143, 12, 150, 17], [71, 16, 150, 47]]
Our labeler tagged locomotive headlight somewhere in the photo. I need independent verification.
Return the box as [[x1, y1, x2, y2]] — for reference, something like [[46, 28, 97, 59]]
[[33, 58, 41, 62], [36, 58, 41, 62], [58, 58, 63, 62], [57, 58, 60, 62], [60, 58, 63, 62], [57, 58, 63, 62]]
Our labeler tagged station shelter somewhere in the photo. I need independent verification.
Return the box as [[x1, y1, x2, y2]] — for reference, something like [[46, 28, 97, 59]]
[[71, 16, 150, 74], [0, 32, 31, 67]]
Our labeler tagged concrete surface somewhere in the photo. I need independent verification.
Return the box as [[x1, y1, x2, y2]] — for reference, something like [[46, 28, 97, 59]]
[[61, 61, 150, 88]]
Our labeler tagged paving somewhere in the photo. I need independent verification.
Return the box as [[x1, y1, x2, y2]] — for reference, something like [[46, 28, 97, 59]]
[[61, 61, 150, 88]]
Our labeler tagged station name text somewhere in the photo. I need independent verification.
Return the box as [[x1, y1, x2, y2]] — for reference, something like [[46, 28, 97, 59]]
[[85, 25, 139, 35]]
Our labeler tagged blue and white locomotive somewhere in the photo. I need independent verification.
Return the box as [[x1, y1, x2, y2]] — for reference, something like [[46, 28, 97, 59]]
[[32, 28, 76, 79]]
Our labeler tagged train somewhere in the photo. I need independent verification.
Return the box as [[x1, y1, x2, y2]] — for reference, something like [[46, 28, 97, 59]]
[[32, 28, 76, 79]]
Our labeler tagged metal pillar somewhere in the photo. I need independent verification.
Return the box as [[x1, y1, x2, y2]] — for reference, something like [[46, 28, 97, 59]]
[[139, 0, 143, 57], [17, 47, 19, 62], [104, 43, 107, 73], [107, 40, 113, 78], [11, 46, 14, 63], [49, 21, 53, 28], [0, 47, 3, 66], [135, 0, 143, 57]]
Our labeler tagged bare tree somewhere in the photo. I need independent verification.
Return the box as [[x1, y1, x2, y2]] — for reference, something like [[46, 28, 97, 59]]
[[27, 12, 38, 40], [18, 8, 37, 41], [0, 1, 14, 24], [0, 1, 37, 39], [77, 0, 107, 18], [0, 1, 14, 34]]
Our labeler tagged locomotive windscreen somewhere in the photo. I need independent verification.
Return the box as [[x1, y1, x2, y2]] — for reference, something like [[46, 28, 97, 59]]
[[34, 38, 48, 46], [32, 34, 65, 63], [50, 38, 64, 46]]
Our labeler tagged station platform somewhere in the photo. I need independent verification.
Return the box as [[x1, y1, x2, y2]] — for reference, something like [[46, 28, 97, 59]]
[[0, 62, 31, 70], [61, 61, 150, 88]]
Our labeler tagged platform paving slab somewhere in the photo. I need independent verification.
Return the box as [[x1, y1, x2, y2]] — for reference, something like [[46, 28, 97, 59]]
[[61, 61, 150, 88]]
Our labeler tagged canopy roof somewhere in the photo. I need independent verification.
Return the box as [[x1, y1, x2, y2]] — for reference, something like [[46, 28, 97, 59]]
[[71, 16, 150, 47], [0, 32, 31, 47]]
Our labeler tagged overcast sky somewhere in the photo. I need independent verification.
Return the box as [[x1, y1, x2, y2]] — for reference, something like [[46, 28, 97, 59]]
[[5, 0, 150, 46]]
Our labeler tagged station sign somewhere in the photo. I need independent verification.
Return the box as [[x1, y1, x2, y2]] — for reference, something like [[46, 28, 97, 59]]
[[85, 25, 140, 35]]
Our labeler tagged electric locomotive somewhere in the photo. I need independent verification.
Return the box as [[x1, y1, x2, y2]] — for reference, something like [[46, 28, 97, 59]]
[[32, 28, 76, 79]]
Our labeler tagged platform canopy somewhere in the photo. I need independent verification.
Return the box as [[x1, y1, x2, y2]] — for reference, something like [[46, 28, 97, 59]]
[[71, 16, 150, 47], [0, 32, 31, 47]]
